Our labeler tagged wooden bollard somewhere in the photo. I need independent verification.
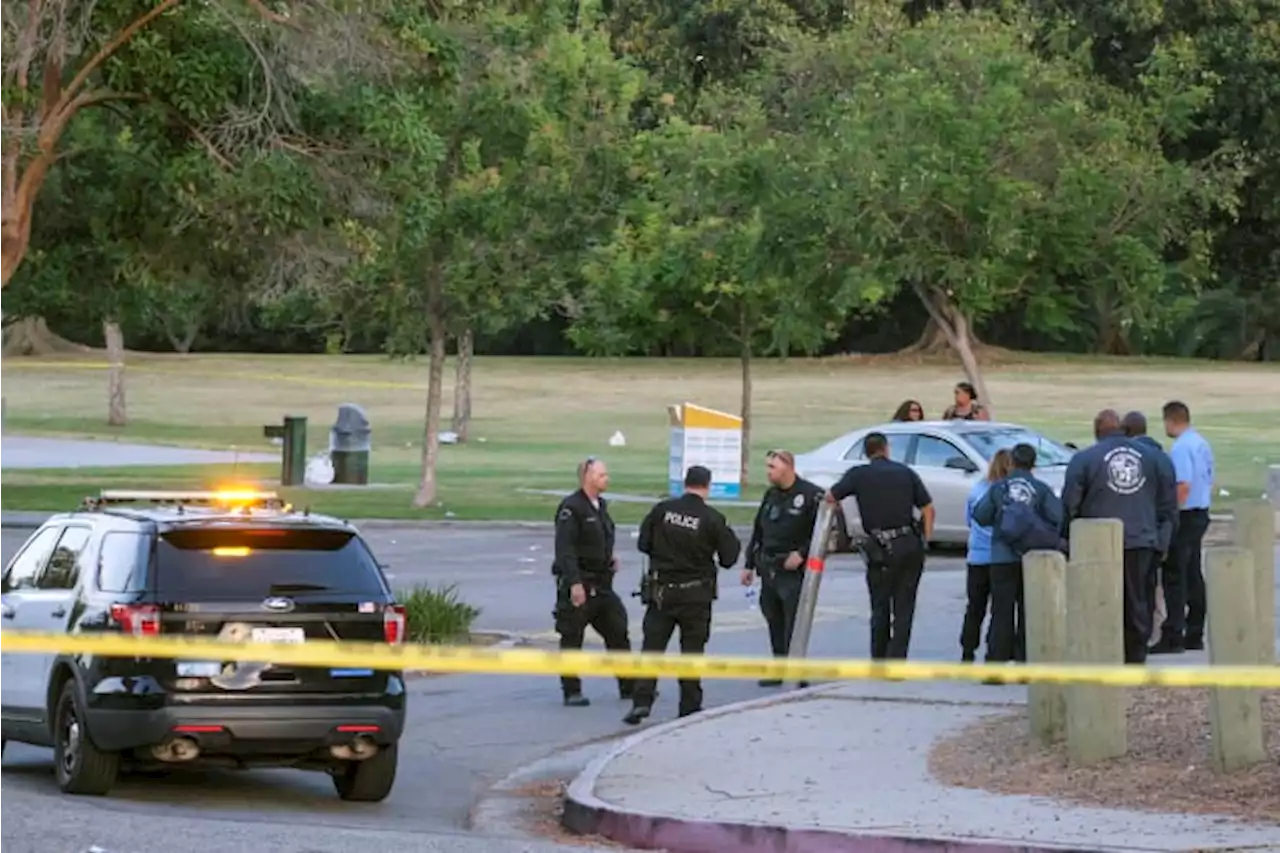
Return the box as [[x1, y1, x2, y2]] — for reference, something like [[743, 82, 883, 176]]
[[1233, 499, 1276, 663], [1065, 518, 1126, 765], [1205, 547, 1267, 772], [1023, 549, 1067, 745]]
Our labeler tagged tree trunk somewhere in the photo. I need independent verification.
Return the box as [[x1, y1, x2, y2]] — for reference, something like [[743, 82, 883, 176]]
[[0, 153, 51, 290], [738, 327, 753, 492], [1093, 292, 1131, 355], [1, 316, 86, 356], [450, 327, 474, 442], [163, 317, 200, 354], [413, 268, 448, 509], [898, 317, 952, 355], [913, 284, 994, 416], [104, 319, 128, 427]]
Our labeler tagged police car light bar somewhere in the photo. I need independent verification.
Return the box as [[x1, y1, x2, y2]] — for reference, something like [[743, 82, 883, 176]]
[[89, 489, 285, 509]]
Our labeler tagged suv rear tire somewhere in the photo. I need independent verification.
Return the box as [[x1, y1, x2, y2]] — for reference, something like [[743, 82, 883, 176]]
[[53, 681, 119, 796], [332, 743, 398, 802]]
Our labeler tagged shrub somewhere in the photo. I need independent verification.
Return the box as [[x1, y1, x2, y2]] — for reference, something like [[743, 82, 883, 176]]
[[399, 583, 481, 644]]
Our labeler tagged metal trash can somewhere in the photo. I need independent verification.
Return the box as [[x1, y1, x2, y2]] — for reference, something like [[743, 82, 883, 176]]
[[329, 403, 372, 485]]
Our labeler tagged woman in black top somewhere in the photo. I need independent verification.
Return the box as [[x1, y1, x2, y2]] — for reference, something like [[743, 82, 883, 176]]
[[942, 382, 990, 421]]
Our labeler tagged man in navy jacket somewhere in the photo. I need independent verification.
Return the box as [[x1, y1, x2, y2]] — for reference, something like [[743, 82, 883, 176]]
[[972, 444, 1063, 663], [1061, 410, 1177, 664]]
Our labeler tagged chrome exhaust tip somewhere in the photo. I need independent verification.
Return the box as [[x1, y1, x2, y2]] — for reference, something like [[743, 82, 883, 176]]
[[151, 737, 201, 763], [329, 734, 379, 761]]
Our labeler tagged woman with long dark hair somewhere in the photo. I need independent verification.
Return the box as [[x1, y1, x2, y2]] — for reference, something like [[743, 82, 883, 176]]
[[960, 448, 1012, 662], [892, 399, 924, 422]]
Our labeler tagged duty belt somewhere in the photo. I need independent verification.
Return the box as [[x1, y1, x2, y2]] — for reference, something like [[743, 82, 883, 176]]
[[655, 578, 708, 590], [868, 525, 915, 543]]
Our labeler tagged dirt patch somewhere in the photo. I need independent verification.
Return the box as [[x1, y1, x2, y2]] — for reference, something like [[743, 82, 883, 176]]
[[929, 688, 1280, 824], [506, 778, 630, 848]]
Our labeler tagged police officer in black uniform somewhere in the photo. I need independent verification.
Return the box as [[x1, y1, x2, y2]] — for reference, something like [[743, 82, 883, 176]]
[[1061, 409, 1176, 664], [552, 456, 633, 707], [826, 432, 935, 660], [624, 465, 742, 725], [742, 449, 824, 687]]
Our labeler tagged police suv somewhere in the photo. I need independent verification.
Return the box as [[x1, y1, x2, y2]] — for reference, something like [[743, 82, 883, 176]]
[[0, 490, 406, 800]]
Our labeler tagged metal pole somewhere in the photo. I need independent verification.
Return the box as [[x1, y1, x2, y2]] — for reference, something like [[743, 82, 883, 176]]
[[787, 499, 837, 671]]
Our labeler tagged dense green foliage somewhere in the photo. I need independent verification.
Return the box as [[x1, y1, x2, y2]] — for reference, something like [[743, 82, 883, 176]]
[[3, 0, 1276, 363]]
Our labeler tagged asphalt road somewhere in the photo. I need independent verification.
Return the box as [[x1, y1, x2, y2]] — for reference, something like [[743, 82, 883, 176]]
[[3, 526, 1278, 853]]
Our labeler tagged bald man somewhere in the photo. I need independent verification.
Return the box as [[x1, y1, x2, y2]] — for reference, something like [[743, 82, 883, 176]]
[[1061, 409, 1176, 664]]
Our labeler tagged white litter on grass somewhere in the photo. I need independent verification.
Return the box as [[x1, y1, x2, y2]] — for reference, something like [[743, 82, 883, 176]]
[[609, 430, 626, 447], [1219, 488, 1231, 497], [440, 431, 459, 445], [305, 453, 335, 486]]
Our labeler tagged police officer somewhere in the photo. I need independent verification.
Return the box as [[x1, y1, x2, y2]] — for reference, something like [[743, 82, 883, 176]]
[[1121, 410, 1178, 644], [826, 432, 935, 660], [624, 466, 742, 725], [742, 449, 824, 687], [1061, 409, 1176, 664], [552, 456, 633, 707]]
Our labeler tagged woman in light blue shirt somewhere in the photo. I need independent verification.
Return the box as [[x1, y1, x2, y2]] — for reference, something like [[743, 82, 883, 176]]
[[961, 448, 1013, 662]]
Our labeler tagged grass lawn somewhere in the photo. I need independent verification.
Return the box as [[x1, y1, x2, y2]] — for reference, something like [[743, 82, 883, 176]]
[[2, 351, 1277, 522]]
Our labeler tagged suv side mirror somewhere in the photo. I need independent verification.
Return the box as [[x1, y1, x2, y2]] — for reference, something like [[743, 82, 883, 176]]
[[945, 455, 979, 474]]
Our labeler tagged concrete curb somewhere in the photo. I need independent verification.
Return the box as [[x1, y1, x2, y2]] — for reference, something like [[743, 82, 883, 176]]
[[561, 686, 1102, 853]]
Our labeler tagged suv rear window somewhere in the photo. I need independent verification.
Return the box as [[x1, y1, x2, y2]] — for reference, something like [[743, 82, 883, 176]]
[[155, 528, 387, 600]]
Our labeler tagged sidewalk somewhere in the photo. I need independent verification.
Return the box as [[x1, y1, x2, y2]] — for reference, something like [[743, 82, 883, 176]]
[[563, 681, 1280, 853]]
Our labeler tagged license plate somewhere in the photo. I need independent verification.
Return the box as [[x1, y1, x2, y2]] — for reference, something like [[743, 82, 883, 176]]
[[177, 661, 223, 677], [251, 627, 306, 644]]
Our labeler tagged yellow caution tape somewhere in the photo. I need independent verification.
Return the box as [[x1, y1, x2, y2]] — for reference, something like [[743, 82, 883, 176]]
[[1, 631, 1277, 688]]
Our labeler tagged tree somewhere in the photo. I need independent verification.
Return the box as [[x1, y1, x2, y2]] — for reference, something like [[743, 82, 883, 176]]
[[570, 97, 871, 487], [290, 4, 644, 507], [0, 0, 311, 288], [763, 9, 1232, 408]]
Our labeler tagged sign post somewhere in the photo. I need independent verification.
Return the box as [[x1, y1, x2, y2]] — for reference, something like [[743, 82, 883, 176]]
[[666, 403, 743, 499]]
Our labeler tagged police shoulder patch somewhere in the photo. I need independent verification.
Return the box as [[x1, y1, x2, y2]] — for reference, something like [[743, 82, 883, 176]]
[[557, 507, 573, 522], [792, 493, 805, 508]]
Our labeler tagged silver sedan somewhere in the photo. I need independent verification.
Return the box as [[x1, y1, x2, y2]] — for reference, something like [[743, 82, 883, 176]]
[[794, 421, 1076, 546]]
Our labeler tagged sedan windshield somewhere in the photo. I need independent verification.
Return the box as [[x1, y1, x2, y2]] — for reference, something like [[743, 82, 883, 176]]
[[961, 427, 1075, 467]]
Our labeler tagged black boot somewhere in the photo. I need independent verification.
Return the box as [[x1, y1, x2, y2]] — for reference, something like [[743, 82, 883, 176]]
[[563, 693, 591, 707], [678, 707, 701, 718], [1148, 636, 1184, 655], [1184, 634, 1204, 651], [758, 679, 782, 687], [623, 705, 651, 725]]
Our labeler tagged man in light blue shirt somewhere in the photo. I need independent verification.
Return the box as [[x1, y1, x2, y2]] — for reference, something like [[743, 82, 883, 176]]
[[1151, 400, 1215, 654]]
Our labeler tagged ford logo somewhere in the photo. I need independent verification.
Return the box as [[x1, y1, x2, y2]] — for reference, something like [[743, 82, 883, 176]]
[[261, 597, 295, 613]]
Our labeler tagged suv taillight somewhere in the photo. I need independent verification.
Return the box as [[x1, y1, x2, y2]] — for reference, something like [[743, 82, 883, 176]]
[[110, 603, 161, 636], [383, 604, 406, 645]]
